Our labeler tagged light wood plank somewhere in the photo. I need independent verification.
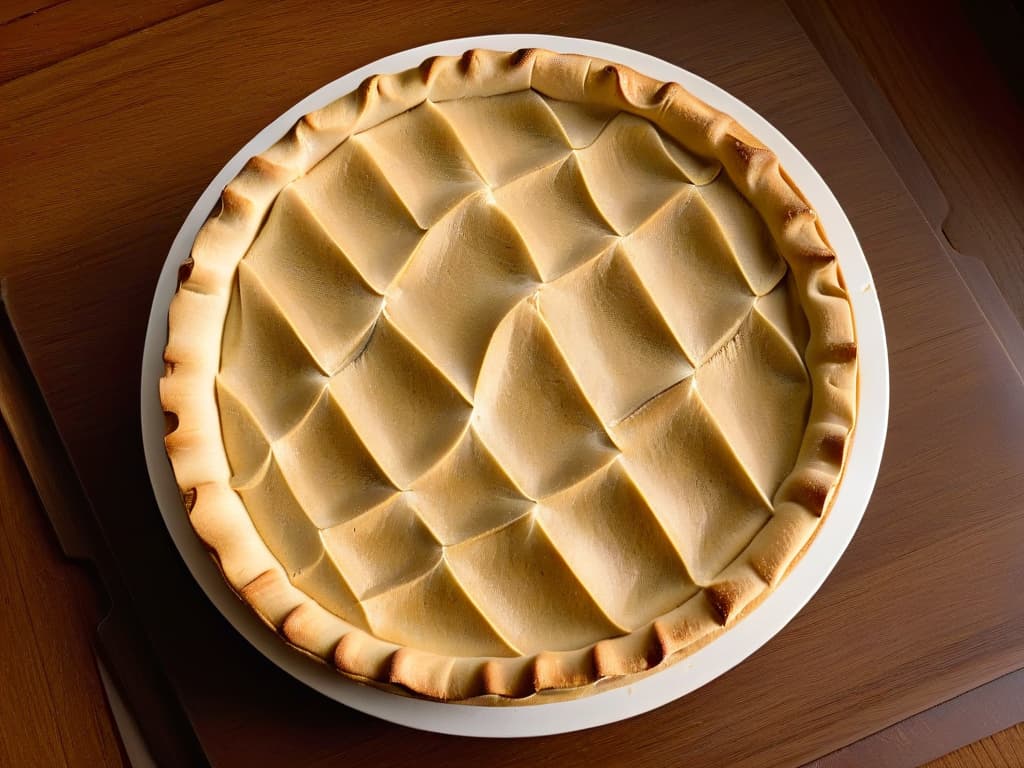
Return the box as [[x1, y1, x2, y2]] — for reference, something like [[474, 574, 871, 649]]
[[0, 0, 219, 83], [928, 724, 1024, 768], [0, 419, 125, 767]]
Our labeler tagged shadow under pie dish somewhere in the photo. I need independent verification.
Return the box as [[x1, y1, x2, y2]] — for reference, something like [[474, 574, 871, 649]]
[[160, 47, 858, 704]]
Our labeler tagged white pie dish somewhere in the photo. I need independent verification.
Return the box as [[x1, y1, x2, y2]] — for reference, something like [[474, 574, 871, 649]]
[[141, 33, 888, 737]]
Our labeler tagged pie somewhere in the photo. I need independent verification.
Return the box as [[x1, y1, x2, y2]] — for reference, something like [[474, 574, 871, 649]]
[[161, 48, 858, 703]]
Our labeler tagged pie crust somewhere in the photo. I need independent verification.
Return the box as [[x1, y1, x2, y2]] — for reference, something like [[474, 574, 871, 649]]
[[161, 48, 858, 703]]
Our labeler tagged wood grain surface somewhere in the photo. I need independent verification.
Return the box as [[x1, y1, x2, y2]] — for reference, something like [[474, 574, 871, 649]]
[[0, 0, 217, 84], [0, 0, 61, 25], [788, 0, 1024, 390], [0, 417, 126, 767], [1, 1, 1023, 766], [825, 0, 1024, 331], [927, 725, 1024, 768]]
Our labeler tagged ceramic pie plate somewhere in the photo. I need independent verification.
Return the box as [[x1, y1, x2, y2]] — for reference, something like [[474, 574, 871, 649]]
[[140, 34, 888, 737]]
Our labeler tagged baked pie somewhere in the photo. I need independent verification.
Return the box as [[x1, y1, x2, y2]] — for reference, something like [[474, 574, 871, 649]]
[[161, 48, 858, 703]]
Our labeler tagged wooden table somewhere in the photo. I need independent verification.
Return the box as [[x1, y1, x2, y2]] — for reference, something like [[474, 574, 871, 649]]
[[2, 1, 1022, 766]]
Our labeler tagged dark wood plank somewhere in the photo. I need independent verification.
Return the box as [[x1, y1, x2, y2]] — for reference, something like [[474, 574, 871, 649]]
[[0, 417, 126, 767], [787, 0, 950, 230], [1, 1, 1023, 766], [812, 669, 1024, 767], [0, 297, 213, 767], [0, 0, 64, 26], [0, 0, 218, 83], [825, 0, 1024, 329], [790, 5, 1024, 758], [789, 0, 1024, 383]]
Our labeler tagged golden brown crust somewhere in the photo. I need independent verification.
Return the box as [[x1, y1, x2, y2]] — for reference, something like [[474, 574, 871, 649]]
[[161, 48, 858, 703]]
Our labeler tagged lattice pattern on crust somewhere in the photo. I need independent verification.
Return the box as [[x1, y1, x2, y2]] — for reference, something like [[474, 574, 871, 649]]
[[161, 49, 858, 704]]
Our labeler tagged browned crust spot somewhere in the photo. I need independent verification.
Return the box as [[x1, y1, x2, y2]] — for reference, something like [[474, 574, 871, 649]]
[[511, 47, 539, 68], [732, 137, 772, 166], [600, 63, 663, 107], [176, 256, 195, 285], [460, 48, 482, 73], [389, 651, 496, 703], [280, 603, 313, 648], [419, 55, 443, 82], [784, 204, 816, 224], [790, 475, 831, 517], [533, 650, 596, 692], [750, 521, 800, 586], [705, 581, 742, 624], [653, 81, 685, 114], [801, 246, 837, 262], [820, 430, 848, 465], [653, 611, 705, 656], [655, 81, 682, 102], [239, 569, 277, 604], [593, 635, 663, 678], [481, 660, 534, 699], [825, 341, 858, 363], [181, 486, 197, 513], [334, 631, 394, 681], [219, 186, 252, 220], [297, 112, 319, 134], [750, 552, 780, 585], [241, 154, 289, 179], [163, 410, 180, 437]]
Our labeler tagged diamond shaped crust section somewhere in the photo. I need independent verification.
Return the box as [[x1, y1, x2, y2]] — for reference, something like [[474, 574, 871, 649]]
[[386, 192, 541, 399], [697, 176, 786, 295], [354, 100, 485, 228], [754, 271, 811, 360], [537, 460, 700, 629], [233, 455, 324, 580], [271, 389, 396, 529], [576, 112, 714, 234], [612, 378, 773, 585], [214, 376, 271, 489], [360, 559, 519, 658], [411, 428, 534, 546], [218, 261, 327, 440], [161, 48, 859, 705], [434, 90, 573, 186], [328, 315, 471, 489], [319, 494, 441, 601], [696, 282, 812, 502], [473, 300, 618, 500], [543, 97, 618, 148], [538, 243, 695, 425], [623, 187, 758, 364], [493, 152, 617, 281], [445, 512, 624, 654], [289, 552, 369, 633], [242, 186, 383, 374], [290, 138, 422, 292]]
